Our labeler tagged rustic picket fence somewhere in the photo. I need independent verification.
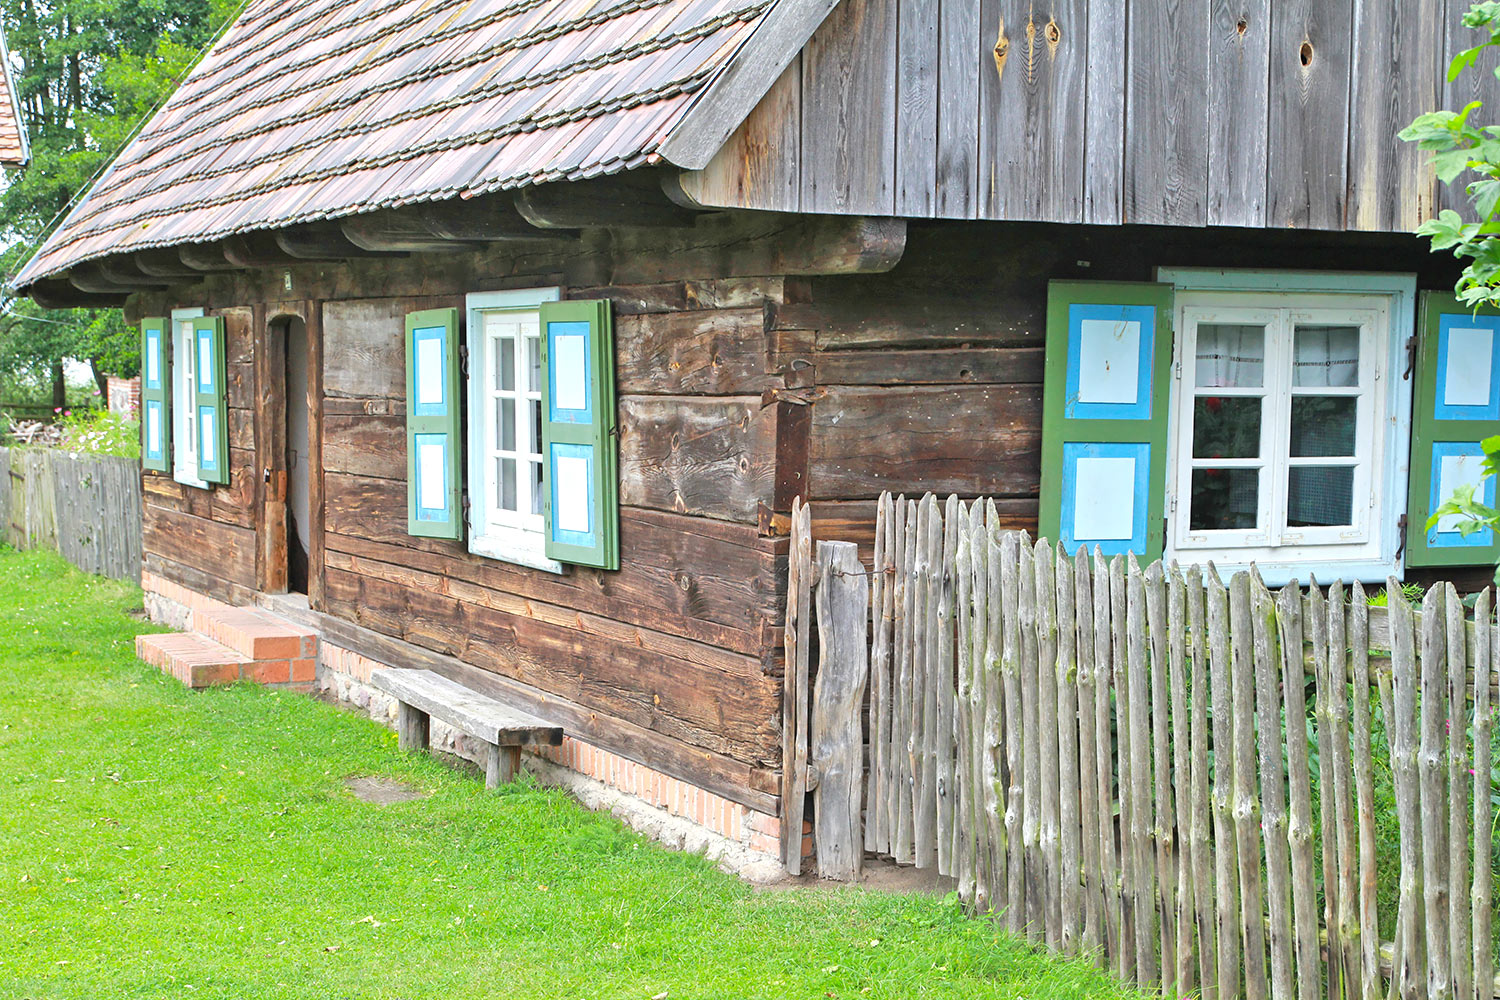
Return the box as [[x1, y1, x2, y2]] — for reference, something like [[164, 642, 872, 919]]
[[783, 493, 1500, 1000], [0, 446, 142, 581]]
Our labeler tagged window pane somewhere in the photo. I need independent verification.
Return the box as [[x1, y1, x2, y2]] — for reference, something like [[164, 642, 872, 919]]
[[1290, 396, 1356, 457], [531, 399, 543, 457], [1287, 466, 1355, 527], [1293, 324, 1360, 387], [496, 457, 517, 511], [1192, 396, 1261, 458], [1190, 468, 1260, 530], [526, 335, 541, 393], [494, 336, 515, 391], [529, 461, 544, 515], [497, 397, 515, 451], [1195, 324, 1265, 388]]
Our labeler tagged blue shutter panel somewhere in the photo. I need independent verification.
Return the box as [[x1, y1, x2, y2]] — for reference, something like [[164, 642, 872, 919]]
[[141, 318, 170, 472], [539, 299, 618, 570], [192, 316, 229, 485], [405, 308, 463, 539], [1039, 281, 1174, 561]]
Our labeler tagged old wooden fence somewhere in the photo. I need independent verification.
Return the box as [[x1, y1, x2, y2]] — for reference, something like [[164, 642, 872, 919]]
[[0, 447, 142, 581], [783, 493, 1500, 1000]]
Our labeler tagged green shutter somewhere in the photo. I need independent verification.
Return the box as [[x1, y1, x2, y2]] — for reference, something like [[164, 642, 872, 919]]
[[539, 299, 618, 570], [191, 316, 229, 485], [141, 317, 170, 472], [1039, 281, 1175, 562], [1405, 291, 1500, 568], [405, 307, 463, 539]]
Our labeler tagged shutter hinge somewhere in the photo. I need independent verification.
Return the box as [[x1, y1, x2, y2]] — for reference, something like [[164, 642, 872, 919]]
[[462, 492, 472, 530], [459, 343, 470, 378], [1402, 335, 1417, 380], [1174, 359, 1182, 380], [1396, 513, 1409, 561]]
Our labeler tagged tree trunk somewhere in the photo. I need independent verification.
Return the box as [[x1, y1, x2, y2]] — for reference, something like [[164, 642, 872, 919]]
[[89, 357, 107, 400], [50, 360, 65, 414]]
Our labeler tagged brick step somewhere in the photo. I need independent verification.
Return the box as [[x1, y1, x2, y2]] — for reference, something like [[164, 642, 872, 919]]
[[191, 605, 318, 662], [136, 630, 318, 689]]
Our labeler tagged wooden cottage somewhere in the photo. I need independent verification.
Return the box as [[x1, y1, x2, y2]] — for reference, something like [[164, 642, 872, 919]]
[[12, 0, 1500, 859]]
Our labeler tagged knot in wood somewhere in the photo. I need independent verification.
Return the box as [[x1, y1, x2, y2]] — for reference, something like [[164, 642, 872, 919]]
[[993, 17, 1009, 80], [1299, 40, 1313, 67]]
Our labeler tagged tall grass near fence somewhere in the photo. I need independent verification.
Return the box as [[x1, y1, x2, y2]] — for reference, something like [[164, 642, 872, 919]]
[[789, 492, 1500, 1000]]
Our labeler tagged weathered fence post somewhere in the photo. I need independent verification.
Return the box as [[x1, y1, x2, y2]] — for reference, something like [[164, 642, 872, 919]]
[[811, 539, 869, 881], [780, 499, 812, 874]]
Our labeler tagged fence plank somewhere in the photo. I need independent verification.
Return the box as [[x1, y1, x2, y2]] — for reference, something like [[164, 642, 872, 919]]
[[911, 496, 934, 867], [1000, 530, 1024, 931], [1253, 576, 1295, 1000], [1094, 548, 1123, 971], [1325, 582, 1362, 1000], [1475, 590, 1495, 1000], [1019, 536, 1043, 938], [1309, 586, 1341, 1000], [892, 498, 916, 863], [1075, 546, 1104, 961], [1036, 539, 1062, 947], [1348, 583, 1382, 1000], [1168, 565, 1196, 993], [868, 493, 892, 857], [1110, 554, 1136, 982], [780, 499, 812, 874], [1145, 560, 1175, 993], [1231, 571, 1268, 1000], [954, 499, 975, 897], [936, 495, 960, 877], [1388, 580, 1422, 1000], [1446, 583, 1472, 1000], [1206, 567, 1240, 1000], [1056, 548, 1081, 956], [1126, 555, 1157, 988], [1185, 565, 1218, 998], [1419, 584, 1452, 1000], [811, 540, 869, 880], [968, 502, 993, 910], [982, 506, 1007, 914], [1277, 585, 1320, 1000]]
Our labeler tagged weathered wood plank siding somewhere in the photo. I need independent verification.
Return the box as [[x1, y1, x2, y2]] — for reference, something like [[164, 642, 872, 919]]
[[680, 0, 1495, 233]]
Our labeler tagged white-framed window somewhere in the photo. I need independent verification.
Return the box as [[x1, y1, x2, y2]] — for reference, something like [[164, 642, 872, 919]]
[[171, 306, 207, 489], [1160, 270, 1415, 584], [465, 287, 561, 572]]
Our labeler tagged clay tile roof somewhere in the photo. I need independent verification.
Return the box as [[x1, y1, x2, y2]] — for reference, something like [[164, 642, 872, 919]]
[[0, 26, 29, 170], [13, 0, 786, 288]]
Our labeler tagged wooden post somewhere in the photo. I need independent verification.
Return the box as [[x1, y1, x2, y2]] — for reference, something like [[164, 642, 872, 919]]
[[1325, 581, 1363, 1000], [954, 500, 975, 900], [936, 495, 960, 877], [811, 539, 870, 881], [1074, 546, 1104, 962], [1348, 582, 1382, 1000], [1126, 555, 1157, 988], [1019, 537, 1043, 938], [1387, 579, 1423, 1000], [981, 510, 1006, 914], [1444, 583, 1471, 1000], [398, 702, 430, 751], [867, 493, 893, 857], [1145, 560, 1175, 992], [780, 499, 813, 874], [1473, 591, 1495, 1000], [894, 498, 917, 863], [911, 495, 934, 868], [1168, 565, 1196, 994], [1276, 585, 1320, 1000], [1035, 538, 1061, 947], [1186, 565, 1219, 999], [485, 744, 521, 788], [1056, 547, 1082, 957], [1252, 576, 1294, 1000], [1001, 530, 1025, 932], [1110, 554, 1136, 983]]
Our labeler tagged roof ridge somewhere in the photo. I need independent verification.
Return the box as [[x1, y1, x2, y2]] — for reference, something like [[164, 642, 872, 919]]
[[38, 65, 717, 250], [87, 3, 766, 211]]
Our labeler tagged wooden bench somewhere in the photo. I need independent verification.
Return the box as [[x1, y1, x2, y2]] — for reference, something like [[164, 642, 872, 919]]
[[369, 668, 563, 787]]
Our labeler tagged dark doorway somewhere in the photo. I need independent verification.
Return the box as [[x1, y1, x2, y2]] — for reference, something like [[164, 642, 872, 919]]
[[284, 317, 310, 594]]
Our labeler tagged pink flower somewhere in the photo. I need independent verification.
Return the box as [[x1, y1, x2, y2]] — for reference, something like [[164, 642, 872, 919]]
[[63, 410, 71, 416], [52, 407, 61, 413]]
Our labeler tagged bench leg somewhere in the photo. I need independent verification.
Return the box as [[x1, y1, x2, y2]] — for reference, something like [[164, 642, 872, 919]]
[[485, 744, 522, 788], [397, 703, 430, 751]]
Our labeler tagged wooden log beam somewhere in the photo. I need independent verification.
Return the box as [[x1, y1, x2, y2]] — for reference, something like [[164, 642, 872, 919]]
[[134, 248, 202, 279], [178, 242, 240, 271], [415, 196, 570, 242], [610, 213, 907, 283], [223, 231, 302, 268], [515, 175, 703, 230], [67, 266, 139, 295], [97, 256, 176, 289], [26, 278, 127, 309], [274, 223, 405, 260], [342, 210, 483, 253]]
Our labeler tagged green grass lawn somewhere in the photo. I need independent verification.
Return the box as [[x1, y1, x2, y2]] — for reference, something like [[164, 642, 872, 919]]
[[0, 548, 1142, 999]]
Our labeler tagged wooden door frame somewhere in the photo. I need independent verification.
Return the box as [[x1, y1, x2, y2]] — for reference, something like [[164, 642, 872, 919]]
[[254, 300, 323, 600]]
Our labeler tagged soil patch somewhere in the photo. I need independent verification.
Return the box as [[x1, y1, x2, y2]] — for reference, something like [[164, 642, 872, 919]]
[[346, 776, 428, 805]]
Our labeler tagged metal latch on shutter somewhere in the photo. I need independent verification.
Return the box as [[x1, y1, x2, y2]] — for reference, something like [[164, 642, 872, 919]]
[[458, 343, 470, 377], [1403, 335, 1417, 380], [1396, 513, 1409, 561]]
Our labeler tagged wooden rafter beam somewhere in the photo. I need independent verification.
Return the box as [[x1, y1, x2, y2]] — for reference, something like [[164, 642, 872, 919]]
[[514, 174, 703, 230], [133, 248, 202, 279], [29, 277, 127, 309], [179, 242, 240, 271], [274, 223, 406, 260], [414, 196, 570, 243], [341, 210, 483, 253], [97, 256, 176, 289]]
